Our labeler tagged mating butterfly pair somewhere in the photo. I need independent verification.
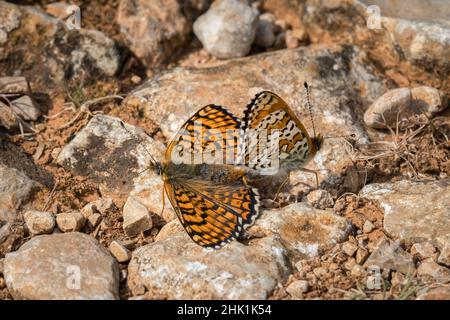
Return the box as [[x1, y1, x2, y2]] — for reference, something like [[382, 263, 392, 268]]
[[152, 88, 322, 248]]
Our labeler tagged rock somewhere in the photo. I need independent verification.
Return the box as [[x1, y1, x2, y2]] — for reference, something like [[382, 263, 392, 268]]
[[87, 213, 102, 228], [416, 286, 450, 300], [362, 220, 374, 233], [342, 242, 358, 257], [109, 240, 132, 263], [117, 0, 190, 66], [57, 115, 174, 222], [0, 76, 30, 94], [0, 101, 18, 131], [0, 164, 37, 223], [0, 222, 11, 244], [364, 87, 448, 129], [249, 203, 352, 259], [193, 0, 259, 58], [351, 264, 365, 277], [360, 179, 450, 249], [124, 44, 383, 189], [306, 189, 334, 209], [10, 95, 41, 121], [45, 2, 78, 20], [286, 280, 309, 298], [56, 211, 86, 232], [417, 259, 450, 283], [438, 244, 450, 267], [356, 247, 369, 265], [154, 219, 184, 242], [411, 242, 438, 261], [254, 14, 276, 48], [0, 2, 120, 89], [364, 239, 415, 275], [127, 234, 288, 299], [344, 258, 356, 271], [23, 211, 55, 235], [303, 0, 450, 73], [4, 233, 119, 299], [261, 0, 304, 30], [382, 16, 450, 71], [122, 197, 152, 236]]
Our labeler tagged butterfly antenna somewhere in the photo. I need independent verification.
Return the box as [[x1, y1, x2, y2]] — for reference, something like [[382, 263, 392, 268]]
[[323, 133, 357, 139], [119, 120, 158, 166], [304, 82, 316, 139]]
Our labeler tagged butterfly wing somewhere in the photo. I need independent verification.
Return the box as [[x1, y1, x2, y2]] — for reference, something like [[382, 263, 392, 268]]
[[164, 179, 260, 248], [242, 91, 316, 171], [165, 105, 241, 165]]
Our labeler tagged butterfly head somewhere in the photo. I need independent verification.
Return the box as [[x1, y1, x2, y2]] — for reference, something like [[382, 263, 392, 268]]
[[310, 133, 323, 155], [152, 161, 163, 176]]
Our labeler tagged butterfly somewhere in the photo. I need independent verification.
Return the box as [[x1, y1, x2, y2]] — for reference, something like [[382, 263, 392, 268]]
[[127, 84, 322, 248]]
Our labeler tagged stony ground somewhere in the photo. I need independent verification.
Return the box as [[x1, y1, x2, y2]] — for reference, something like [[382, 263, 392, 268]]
[[0, 0, 449, 300]]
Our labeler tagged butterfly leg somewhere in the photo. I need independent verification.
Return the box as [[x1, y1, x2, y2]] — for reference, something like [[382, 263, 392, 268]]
[[297, 168, 319, 188], [273, 175, 290, 202], [160, 183, 166, 217]]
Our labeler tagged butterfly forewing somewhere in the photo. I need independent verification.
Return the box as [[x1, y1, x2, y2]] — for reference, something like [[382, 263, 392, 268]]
[[242, 91, 316, 171], [165, 105, 242, 165]]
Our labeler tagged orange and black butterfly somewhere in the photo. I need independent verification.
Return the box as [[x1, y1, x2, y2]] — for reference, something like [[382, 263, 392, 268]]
[[131, 83, 322, 248]]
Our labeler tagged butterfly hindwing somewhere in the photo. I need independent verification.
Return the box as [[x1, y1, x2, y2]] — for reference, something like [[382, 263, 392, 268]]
[[164, 179, 260, 248], [242, 91, 314, 170]]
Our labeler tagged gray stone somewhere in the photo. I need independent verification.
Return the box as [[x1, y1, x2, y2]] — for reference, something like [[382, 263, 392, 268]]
[[254, 14, 276, 48], [122, 196, 152, 236], [0, 101, 18, 131], [0, 76, 30, 94], [249, 203, 352, 259], [360, 179, 450, 249], [438, 243, 450, 267], [10, 95, 41, 121], [416, 286, 450, 300], [362, 220, 374, 233], [117, 0, 190, 66], [364, 87, 448, 129], [364, 239, 415, 275], [0, 2, 119, 88], [109, 240, 131, 263], [417, 259, 450, 284], [193, 0, 259, 58], [4, 232, 120, 299], [342, 242, 358, 257], [0, 164, 37, 223], [0, 222, 11, 244], [56, 115, 174, 222], [286, 280, 309, 298], [411, 242, 438, 261], [23, 211, 55, 235], [56, 211, 86, 232], [127, 233, 288, 299], [306, 189, 334, 209]]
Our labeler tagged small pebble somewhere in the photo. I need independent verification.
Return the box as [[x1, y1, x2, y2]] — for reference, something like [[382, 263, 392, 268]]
[[342, 242, 358, 257], [56, 211, 86, 232], [363, 220, 374, 233], [356, 248, 369, 265], [109, 240, 132, 263], [23, 210, 55, 235], [411, 242, 437, 260], [122, 196, 152, 236], [286, 280, 309, 298]]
